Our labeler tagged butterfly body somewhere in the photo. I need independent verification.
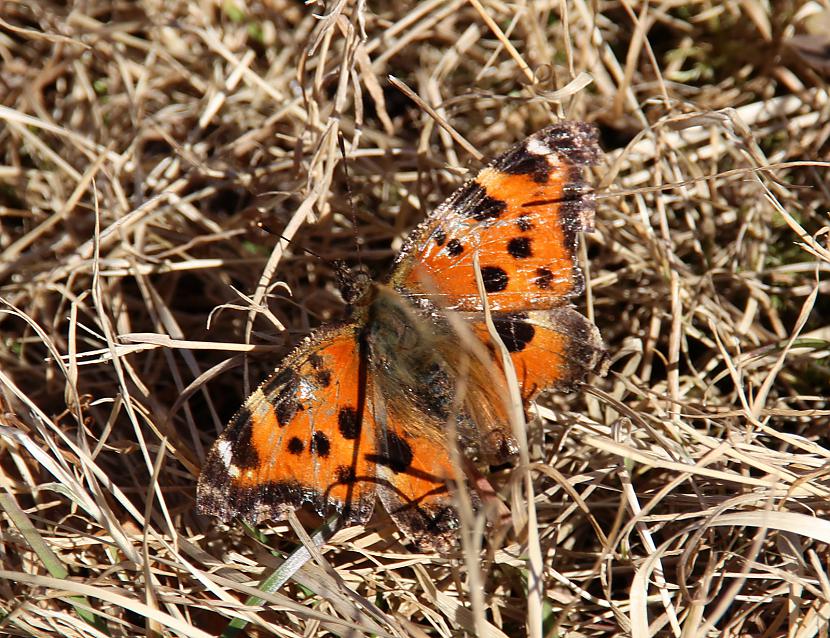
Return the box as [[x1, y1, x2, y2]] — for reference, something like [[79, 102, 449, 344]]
[[197, 122, 607, 550]]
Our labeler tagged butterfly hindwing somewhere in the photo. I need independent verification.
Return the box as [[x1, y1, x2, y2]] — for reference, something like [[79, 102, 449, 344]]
[[391, 122, 600, 312], [372, 399, 464, 552], [473, 307, 607, 405], [196, 324, 378, 526], [360, 287, 491, 549]]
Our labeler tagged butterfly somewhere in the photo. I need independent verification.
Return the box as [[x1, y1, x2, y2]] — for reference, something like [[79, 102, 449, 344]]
[[196, 121, 606, 551]]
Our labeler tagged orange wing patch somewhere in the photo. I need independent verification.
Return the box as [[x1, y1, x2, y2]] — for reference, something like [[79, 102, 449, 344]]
[[472, 308, 607, 405], [197, 325, 378, 525], [392, 122, 600, 312]]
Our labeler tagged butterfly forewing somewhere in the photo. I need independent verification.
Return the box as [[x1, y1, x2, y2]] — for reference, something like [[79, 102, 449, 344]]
[[391, 122, 600, 312], [197, 324, 378, 525]]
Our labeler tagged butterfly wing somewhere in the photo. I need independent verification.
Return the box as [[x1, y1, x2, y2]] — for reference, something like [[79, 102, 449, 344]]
[[366, 125, 606, 546], [387, 123, 605, 467], [367, 308, 602, 549], [197, 324, 378, 526], [472, 307, 607, 404], [371, 388, 465, 552], [391, 121, 600, 312], [421, 307, 605, 466]]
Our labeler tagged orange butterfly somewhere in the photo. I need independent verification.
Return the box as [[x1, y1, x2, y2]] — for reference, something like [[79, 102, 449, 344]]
[[197, 122, 606, 550]]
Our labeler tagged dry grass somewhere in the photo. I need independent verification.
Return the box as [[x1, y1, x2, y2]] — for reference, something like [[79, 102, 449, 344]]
[[2, 0, 830, 636]]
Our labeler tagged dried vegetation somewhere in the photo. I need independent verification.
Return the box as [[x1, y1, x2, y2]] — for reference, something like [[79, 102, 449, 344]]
[[1, 0, 829, 636]]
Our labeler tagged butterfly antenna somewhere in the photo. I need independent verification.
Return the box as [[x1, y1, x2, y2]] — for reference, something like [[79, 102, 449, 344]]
[[338, 131, 363, 265], [255, 219, 325, 262], [335, 131, 373, 303]]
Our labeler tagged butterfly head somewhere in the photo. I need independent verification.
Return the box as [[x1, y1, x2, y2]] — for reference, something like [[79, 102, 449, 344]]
[[335, 261, 375, 307]]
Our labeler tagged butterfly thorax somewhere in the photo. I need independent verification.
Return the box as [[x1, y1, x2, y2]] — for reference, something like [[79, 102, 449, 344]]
[[335, 262, 449, 401], [364, 285, 512, 461], [365, 286, 452, 407]]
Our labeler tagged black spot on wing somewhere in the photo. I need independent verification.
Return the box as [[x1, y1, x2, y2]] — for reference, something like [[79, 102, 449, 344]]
[[262, 367, 295, 398], [335, 465, 356, 484], [446, 239, 463, 257], [338, 407, 360, 440], [481, 266, 509, 293], [311, 431, 331, 457], [535, 267, 553, 289], [473, 195, 506, 221], [493, 314, 535, 352], [453, 182, 506, 221], [262, 368, 302, 427], [517, 215, 533, 232], [224, 406, 259, 469], [275, 389, 301, 427], [493, 145, 551, 183], [507, 236, 532, 259], [472, 194, 507, 221], [287, 437, 305, 455], [308, 353, 332, 387], [433, 228, 447, 246], [315, 368, 332, 387], [372, 431, 413, 473]]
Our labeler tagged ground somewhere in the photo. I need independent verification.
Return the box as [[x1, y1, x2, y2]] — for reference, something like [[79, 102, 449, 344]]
[[1, 1, 829, 636]]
